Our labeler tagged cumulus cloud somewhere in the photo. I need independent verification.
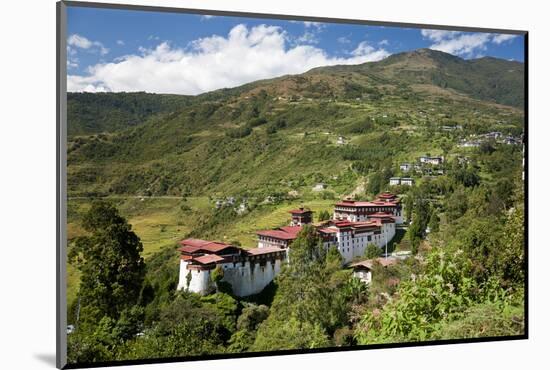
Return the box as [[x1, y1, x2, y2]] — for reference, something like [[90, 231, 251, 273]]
[[430, 33, 492, 56], [492, 34, 517, 44], [378, 39, 389, 46], [67, 34, 109, 55], [420, 29, 460, 42], [68, 24, 390, 94], [421, 29, 518, 58], [351, 41, 390, 60], [303, 21, 325, 30], [116, 40, 125, 46]]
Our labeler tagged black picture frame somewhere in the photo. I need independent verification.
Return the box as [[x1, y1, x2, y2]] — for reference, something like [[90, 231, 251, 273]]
[[56, 1, 528, 368]]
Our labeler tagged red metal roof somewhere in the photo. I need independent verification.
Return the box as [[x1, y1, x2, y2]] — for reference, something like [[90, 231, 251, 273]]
[[351, 257, 398, 269], [179, 238, 220, 248], [318, 227, 338, 234], [257, 229, 298, 240], [335, 200, 398, 207], [193, 254, 226, 265], [247, 246, 286, 255], [288, 208, 312, 214], [178, 238, 238, 254], [257, 226, 302, 240], [279, 226, 302, 235]]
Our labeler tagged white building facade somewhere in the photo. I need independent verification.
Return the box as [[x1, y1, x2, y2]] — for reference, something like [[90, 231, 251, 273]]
[[178, 193, 401, 296]]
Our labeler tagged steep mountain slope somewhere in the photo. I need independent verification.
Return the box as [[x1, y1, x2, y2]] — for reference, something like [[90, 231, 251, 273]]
[[67, 49, 524, 199], [67, 49, 524, 137], [308, 49, 524, 108]]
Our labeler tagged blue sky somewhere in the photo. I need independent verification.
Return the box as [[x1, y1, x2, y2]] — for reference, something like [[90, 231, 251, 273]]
[[67, 6, 524, 94]]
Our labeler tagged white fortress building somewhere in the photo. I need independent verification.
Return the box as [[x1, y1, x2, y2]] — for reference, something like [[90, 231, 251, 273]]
[[333, 191, 403, 224], [177, 239, 286, 297], [177, 192, 402, 296]]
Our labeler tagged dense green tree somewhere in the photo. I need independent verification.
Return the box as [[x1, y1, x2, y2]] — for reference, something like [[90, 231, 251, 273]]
[[367, 172, 383, 195], [500, 204, 525, 285], [253, 227, 352, 350], [252, 317, 330, 351], [428, 211, 440, 233], [404, 195, 413, 222], [227, 304, 269, 352], [317, 209, 332, 222], [355, 248, 506, 344], [446, 186, 469, 221], [364, 243, 382, 259], [450, 165, 481, 188], [211, 265, 224, 292], [69, 201, 146, 322]]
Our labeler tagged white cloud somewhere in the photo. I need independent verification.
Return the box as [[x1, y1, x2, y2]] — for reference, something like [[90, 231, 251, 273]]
[[67, 60, 78, 69], [67, 34, 108, 55], [430, 33, 492, 56], [68, 24, 390, 94], [303, 21, 324, 30], [378, 39, 389, 46], [351, 41, 390, 60], [200, 15, 215, 20], [116, 40, 125, 46], [492, 34, 517, 44], [68, 34, 93, 49], [420, 29, 460, 42], [296, 31, 319, 44], [421, 29, 517, 58]]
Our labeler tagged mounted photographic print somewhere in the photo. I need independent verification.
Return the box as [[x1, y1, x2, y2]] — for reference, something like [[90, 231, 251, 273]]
[[56, 1, 527, 368]]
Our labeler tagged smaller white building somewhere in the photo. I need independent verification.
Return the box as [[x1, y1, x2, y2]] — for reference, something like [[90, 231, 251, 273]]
[[400, 163, 411, 172], [419, 156, 444, 165], [351, 257, 399, 285], [389, 177, 401, 186]]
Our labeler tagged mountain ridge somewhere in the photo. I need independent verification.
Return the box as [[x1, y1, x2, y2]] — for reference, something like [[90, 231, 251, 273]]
[[67, 49, 523, 136]]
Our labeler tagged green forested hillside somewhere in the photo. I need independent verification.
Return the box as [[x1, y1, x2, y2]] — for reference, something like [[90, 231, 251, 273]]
[[67, 92, 194, 136], [67, 50, 524, 199], [66, 49, 525, 364]]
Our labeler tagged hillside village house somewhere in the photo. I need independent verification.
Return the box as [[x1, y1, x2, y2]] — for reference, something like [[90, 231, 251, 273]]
[[390, 177, 401, 186], [389, 177, 414, 186], [350, 257, 398, 285], [419, 155, 444, 165], [459, 139, 481, 148], [177, 192, 403, 296], [289, 207, 313, 226], [400, 163, 411, 172]]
